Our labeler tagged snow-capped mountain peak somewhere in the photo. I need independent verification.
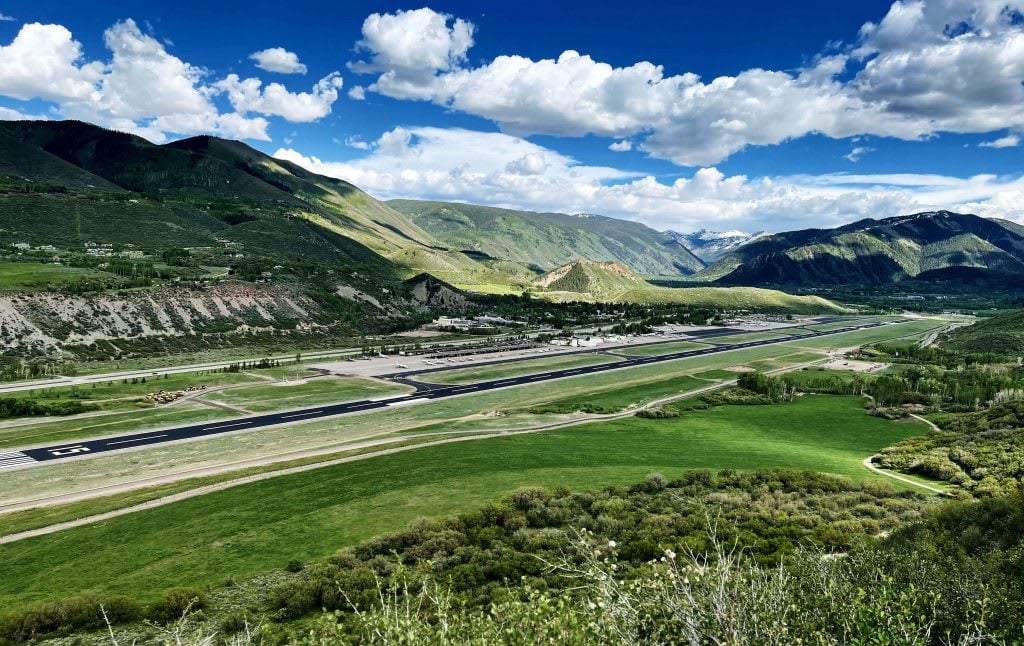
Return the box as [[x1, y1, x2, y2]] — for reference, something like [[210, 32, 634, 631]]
[[664, 228, 767, 261]]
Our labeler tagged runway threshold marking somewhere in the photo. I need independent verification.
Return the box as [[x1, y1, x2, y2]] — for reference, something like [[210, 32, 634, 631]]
[[0, 450, 36, 469]]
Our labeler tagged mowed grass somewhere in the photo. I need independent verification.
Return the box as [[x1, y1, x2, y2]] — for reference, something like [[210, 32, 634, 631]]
[[528, 374, 712, 413], [197, 376, 410, 412], [4, 371, 264, 406], [0, 262, 98, 289], [705, 331, 800, 344], [614, 341, 709, 357], [422, 352, 620, 385], [0, 396, 928, 611]]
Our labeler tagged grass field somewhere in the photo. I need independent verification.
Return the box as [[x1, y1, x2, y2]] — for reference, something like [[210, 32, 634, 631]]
[[614, 341, 709, 356], [803, 318, 897, 331], [0, 262, 98, 289], [0, 396, 929, 611], [0, 319, 945, 504], [421, 352, 620, 385], [4, 370, 263, 407], [197, 376, 410, 412], [528, 374, 713, 412], [453, 283, 525, 295]]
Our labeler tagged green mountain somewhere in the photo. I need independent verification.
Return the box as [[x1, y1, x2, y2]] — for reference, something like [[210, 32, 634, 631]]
[[0, 120, 526, 286], [532, 259, 843, 312], [388, 199, 705, 277], [696, 211, 1024, 286]]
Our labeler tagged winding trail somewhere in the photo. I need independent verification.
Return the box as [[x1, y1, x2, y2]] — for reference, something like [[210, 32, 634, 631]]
[[862, 413, 947, 495]]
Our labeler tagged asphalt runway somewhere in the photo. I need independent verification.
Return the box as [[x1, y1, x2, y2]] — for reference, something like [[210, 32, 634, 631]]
[[1, 320, 902, 470]]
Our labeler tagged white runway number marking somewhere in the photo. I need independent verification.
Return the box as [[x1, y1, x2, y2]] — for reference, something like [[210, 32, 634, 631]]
[[47, 445, 91, 457]]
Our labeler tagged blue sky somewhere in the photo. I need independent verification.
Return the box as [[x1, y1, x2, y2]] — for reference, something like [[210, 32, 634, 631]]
[[0, 0, 1022, 232]]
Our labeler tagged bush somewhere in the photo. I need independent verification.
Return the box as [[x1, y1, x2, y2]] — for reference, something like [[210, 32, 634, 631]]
[[219, 610, 251, 635], [636, 407, 679, 419], [147, 587, 206, 624], [284, 559, 305, 573], [0, 595, 139, 643]]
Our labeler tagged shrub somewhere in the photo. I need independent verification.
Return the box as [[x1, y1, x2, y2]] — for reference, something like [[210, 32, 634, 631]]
[[219, 610, 250, 635], [147, 587, 206, 624], [0, 595, 139, 643]]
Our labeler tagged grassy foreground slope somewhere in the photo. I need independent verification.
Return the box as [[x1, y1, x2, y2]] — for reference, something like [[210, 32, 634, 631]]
[[0, 396, 926, 610]]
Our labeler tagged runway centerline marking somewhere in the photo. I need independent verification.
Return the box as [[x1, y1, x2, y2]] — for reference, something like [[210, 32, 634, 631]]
[[106, 433, 168, 447], [280, 409, 324, 419], [202, 421, 253, 431]]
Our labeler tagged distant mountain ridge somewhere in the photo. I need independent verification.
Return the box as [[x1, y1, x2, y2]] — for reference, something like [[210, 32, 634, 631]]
[[665, 228, 768, 261], [695, 211, 1024, 286], [388, 199, 705, 277], [531, 259, 842, 312]]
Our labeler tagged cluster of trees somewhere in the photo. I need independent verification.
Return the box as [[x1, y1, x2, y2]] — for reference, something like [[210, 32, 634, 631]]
[[876, 341, 1005, 368], [0, 397, 96, 420], [160, 248, 191, 266], [737, 371, 798, 402], [0, 357, 74, 382], [103, 260, 157, 279], [220, 358, 281, 373], [740, 363, 1024, 410]]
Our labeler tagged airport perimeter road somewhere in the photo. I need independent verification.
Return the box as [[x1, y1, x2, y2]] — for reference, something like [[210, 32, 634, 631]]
[[0, 320, 905, 471]]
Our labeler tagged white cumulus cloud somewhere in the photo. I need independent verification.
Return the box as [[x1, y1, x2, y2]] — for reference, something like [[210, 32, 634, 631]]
[[349, 2, 1024, 166], [0, 22, 103, 102], [274, 126, 1024, 233], [0, 18, 343, 142], [249, 47, 307, 74], [215, 72, 343, 122], [349, 7, 474, 100]]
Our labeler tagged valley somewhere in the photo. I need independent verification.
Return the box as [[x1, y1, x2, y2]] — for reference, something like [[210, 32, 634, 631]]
[[0, 121, 1020, 645]]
